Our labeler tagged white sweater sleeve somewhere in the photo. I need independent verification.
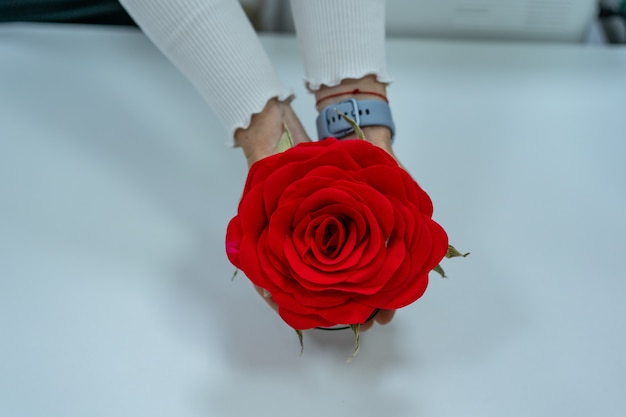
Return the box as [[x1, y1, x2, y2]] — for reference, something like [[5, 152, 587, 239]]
[[119, 0, 292, 143], [289, 0, 392, 91]]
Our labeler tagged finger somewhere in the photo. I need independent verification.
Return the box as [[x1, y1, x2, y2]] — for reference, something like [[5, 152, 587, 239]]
[[254, 285, 278, 312], [359, 319, 375, 332], [360, 309, 395, 332], [374, 309, 395, 325]]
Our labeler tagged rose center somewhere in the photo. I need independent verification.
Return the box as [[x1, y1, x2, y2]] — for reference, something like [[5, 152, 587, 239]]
[[315, 216, 346, 258]]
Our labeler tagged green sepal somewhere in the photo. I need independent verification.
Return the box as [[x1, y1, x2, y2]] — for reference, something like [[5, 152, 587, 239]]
[[333, 109, 366, 140], [274, 123, 295, 153], [295, 329, 304, 355], [433, 245, 469, 278], [446, 245, 470, 259], [433, 264, 447, 279], [231, 269, 238, 281], [346, 324, 361, 363]]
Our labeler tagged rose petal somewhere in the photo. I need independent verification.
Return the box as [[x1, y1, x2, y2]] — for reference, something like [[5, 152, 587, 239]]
[[226, 137, 450, 329], [238, 184, 268, 238], [274, 291, 376, 328], [225, 217, 243, 268], [359, 165, 408, 202], [374, 218, 448, 309], [339, 139, 398, 169]]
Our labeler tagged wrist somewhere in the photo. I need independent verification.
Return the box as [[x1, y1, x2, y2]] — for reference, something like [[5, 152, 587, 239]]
[[342, 126, 392, 151], [315, 75, 388, 111], [235, 99, 310, 167], [235, 99, 284, 166], [314, 76, 394, 141]]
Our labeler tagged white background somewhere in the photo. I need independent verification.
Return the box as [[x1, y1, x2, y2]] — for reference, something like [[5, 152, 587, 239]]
[[1, 23, 625, 417]]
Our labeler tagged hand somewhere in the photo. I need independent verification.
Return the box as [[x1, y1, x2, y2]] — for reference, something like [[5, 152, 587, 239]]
[[314, 75, 399, 331], [234, 98, 310, 167], [235, 98, 312, 315], [236, 79, 398, 332]]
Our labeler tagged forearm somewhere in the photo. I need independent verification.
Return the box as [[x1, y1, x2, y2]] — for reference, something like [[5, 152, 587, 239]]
[[290, 0, 391, 91], [120, 0, 292, 143], [290, 0, 393, 154]]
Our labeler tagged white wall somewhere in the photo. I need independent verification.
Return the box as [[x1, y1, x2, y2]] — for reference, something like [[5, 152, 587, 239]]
[[272, 0, 598, 42]]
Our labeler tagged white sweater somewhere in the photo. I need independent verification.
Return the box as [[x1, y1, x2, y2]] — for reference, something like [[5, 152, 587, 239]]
[[119, 0, 391, 142]]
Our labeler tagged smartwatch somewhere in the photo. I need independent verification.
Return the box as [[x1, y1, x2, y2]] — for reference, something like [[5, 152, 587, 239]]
[[316, 99, 395, 140]]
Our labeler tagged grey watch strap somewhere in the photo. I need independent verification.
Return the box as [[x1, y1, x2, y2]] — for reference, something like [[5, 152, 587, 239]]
[[316, 99, 395, 140]]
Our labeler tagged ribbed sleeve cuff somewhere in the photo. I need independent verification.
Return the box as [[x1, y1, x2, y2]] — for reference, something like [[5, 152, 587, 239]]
[[290, 0, 392, 91], [120, 0, 292, 143]]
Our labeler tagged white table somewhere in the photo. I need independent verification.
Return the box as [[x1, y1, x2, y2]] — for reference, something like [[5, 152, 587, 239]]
[[1, 23, 625, 417]]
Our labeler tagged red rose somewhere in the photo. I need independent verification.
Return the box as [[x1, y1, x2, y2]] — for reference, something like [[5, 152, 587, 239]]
[[225, 138, 448, 330]]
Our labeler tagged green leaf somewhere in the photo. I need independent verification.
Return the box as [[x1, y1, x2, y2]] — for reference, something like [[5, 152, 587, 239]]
[[446, 245, 470, 259], [333, 109, 366, 140], [274, 123, 294, 153], [295, 329, 304, 355], [346, 324, 361, 363]]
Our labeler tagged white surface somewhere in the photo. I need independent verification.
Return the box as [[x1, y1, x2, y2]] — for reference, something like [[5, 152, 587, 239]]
[[1, 23, 626, 417]]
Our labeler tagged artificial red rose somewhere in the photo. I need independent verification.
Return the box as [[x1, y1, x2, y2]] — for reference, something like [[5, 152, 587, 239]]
[[225, 138, 448, 330]]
